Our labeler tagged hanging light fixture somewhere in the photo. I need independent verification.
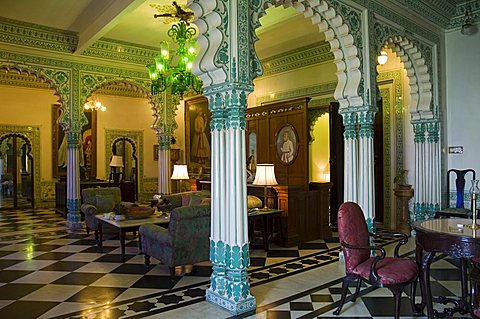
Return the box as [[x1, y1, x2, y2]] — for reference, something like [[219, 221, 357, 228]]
[[84, 97, 106, 112], [377, 50, 388, 65], [461, 0, 478, 35], [147, 2, 202, 97]]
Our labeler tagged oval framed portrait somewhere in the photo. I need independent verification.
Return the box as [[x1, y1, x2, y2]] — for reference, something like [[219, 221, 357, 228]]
[[275, 124, 299, 165]]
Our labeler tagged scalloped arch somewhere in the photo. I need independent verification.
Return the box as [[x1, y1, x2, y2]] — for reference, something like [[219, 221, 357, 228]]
[[0, 64, 68, 124], [81, 77, 161, 132], [187, 0, 363, 108], [383, 36, 432, 116]]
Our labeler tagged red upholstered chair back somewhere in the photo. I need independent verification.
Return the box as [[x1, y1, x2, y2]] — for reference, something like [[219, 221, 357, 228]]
[[337, 202, 370, 273]]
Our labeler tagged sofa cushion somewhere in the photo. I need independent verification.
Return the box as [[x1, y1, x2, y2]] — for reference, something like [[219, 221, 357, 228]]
[[181, 193, 191, 206], [247, 195, 263, 209], [96, 195, 116, 213], [189, 193, 205, 206], [200, 197, 211, 205]]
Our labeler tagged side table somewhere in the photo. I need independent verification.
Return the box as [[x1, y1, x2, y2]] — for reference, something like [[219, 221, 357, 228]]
[[248, 208, 284, 251]]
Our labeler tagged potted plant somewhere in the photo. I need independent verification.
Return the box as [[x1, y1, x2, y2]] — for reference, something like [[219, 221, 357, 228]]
[[394, 169, 411, 190]]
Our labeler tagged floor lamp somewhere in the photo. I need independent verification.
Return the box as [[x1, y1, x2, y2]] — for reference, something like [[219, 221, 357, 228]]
[[253, 163, 278, 210], [171, 164, 189, 193]]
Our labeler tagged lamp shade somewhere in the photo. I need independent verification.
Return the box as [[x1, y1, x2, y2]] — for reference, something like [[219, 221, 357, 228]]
[[109, 155, 124, 168], [171, 164, 189, 180], [253, 164, 278, 186], [377, 50, 388, 65]]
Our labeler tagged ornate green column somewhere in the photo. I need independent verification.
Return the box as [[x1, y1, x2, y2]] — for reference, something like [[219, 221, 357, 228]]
[[358, 109, 376, 230], [65, 130, 83, 230], [187, 0, 259, 314], [412, 119, 440, 221], [153, 90, 179, 194], [413, 121, 427, 221], [340, 110, 359, 202], [65, 68, 83, 230]]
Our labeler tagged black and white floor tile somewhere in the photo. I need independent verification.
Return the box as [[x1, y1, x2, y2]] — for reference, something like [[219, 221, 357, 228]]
[[0, 208, 471, 318]]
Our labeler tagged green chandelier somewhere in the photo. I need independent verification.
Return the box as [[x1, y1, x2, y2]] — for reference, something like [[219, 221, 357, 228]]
[[147, 15, 202, 96]]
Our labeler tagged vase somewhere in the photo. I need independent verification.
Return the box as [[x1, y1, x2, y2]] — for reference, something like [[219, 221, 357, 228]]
[[467, 180, 480, 229]]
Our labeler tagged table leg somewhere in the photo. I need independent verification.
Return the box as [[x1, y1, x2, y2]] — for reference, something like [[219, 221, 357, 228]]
[[138, 233, 143, 254], [417, 246, 435, 319], [98, 222, 103, 252], [262, 215, 269, 252], [120, 230, 126, 262]]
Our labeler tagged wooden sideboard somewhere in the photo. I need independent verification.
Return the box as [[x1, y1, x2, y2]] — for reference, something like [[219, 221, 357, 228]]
[[55, 180, 135, 217], [198, 180, 331, 246]]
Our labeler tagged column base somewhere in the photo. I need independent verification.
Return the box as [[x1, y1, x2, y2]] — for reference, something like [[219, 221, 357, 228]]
[[206, 288, 256, 315]]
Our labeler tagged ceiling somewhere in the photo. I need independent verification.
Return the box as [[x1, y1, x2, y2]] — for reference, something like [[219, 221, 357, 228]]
[[0, 0, 471, 58]]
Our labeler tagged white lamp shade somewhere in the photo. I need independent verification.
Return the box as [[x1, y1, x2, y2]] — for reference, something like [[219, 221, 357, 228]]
[[377, 50, 388, 65], [253, 164, 278, 186], [171, 164, 189, 180], [109, 155, 124, 167]]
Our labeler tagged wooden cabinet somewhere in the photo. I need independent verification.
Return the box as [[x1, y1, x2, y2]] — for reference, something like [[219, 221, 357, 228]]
[[276, 183, 332, 247], [55, 181, 135, 217]]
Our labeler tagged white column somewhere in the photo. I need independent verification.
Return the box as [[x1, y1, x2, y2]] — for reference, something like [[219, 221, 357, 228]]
[[413, 122, 427, 221], [66, 131, 82, 230], [342, 111, 358, 202], [206, 90, 255, 315], [157, 147, 170, 194], [358, 110, 376, 230]]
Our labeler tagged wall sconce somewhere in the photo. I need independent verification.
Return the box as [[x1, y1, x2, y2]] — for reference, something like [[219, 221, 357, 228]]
[[377, 50, 388, 65]]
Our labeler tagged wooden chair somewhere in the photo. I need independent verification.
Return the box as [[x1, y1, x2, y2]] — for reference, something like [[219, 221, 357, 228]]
[[436, 169, 476, 219], [334, 202, 419, 319]]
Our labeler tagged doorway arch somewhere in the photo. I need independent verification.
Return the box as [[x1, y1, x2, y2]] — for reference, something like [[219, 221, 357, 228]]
[[0, 132, 35, 209]]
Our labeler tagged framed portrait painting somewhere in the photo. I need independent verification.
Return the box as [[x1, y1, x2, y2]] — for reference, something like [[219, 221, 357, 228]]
[[52, 104, 97, 179], [275, 124, 298, 165], [185, 96, 211, 173]]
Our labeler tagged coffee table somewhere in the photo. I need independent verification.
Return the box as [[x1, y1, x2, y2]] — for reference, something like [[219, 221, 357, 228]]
[[96, 213, 170, 261]]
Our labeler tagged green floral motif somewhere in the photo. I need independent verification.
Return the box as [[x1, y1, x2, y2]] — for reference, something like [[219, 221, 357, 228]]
[[341, 111, 358, 140], [413, 123, 427, 143]]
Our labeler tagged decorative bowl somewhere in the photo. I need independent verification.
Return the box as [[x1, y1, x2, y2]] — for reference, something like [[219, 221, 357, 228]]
[[124, 207, 155, 219]]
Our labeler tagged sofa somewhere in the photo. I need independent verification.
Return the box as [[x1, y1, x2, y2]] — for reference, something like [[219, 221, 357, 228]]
[[156, 190, 211, 212], [139, 202, 211, 281], [80, 187, 137, 241]]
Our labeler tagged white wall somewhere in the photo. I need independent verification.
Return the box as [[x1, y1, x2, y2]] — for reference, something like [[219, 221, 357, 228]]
[[445, 28, 480, 177]]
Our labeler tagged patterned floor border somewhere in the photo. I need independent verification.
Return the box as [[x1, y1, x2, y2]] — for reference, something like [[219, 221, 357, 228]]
[[50, 238, 399, 319]]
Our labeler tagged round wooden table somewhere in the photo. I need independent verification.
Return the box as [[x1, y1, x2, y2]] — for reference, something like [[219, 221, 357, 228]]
[[414, 218, 480, 318]]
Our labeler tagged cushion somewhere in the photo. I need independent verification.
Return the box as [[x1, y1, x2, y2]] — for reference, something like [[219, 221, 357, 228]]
[[189, 194, 205, 206], [247, 195, 263, 209], [200, 197, 211, 205], [352, 257, 418, 285], [96, 195, 116, 214], [181, 194, 191, 206]]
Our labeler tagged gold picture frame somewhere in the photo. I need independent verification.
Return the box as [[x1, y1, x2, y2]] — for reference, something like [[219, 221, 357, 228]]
[[185, 96, 211, 174], [52, 104, 97, 179]]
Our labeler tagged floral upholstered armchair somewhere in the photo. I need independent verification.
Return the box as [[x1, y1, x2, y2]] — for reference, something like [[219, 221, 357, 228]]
[[139, 204, 211, 281], [81, 187, 137, 241]]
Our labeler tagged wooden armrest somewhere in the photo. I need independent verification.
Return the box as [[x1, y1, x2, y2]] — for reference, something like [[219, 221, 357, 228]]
[[341, 241, 386, 283]]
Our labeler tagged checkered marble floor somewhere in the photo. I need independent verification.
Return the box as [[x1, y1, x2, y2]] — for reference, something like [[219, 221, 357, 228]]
[[0, 208, 470, 319]]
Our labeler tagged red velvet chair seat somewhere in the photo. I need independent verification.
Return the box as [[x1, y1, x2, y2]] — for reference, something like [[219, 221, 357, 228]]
[[334, 202, 419, 319], [352, 257, 418, 285]]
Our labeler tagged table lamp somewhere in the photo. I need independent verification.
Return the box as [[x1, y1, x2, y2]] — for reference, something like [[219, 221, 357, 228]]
[[109, 155, 124, 184], [171, 164, 189, 192], [253, 163, 278, 210]]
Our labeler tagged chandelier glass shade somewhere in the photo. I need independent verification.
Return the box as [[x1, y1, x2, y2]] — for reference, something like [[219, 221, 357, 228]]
[[84, 98, 106, 112], [147, 20, 202, 96]]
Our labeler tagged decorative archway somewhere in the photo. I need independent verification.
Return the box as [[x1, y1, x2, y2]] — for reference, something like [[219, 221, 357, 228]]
[[374, 30, 439, 221], [0, 64, 70, 127], [105, 130, 144, 200], [187, 0, 365, 314], [0, 128, 40, 208]]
